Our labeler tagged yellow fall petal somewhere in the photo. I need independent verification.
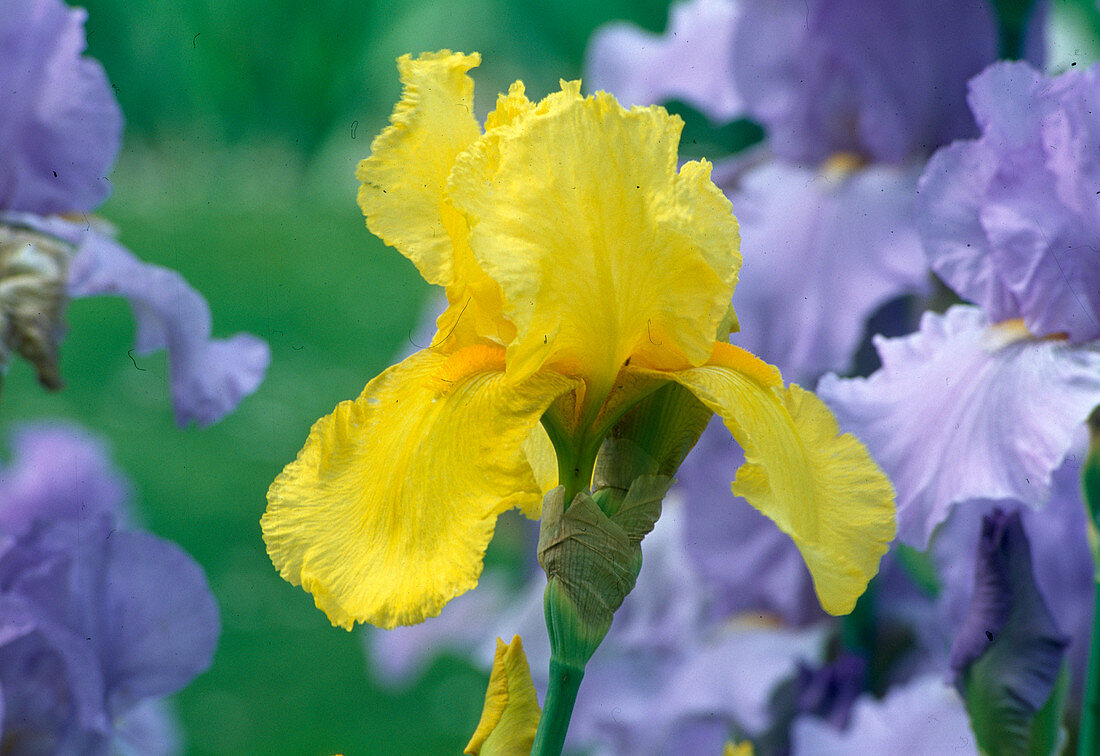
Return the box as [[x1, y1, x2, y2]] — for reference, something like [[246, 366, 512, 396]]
[[657, 343, 896, 615], [465, 636, 542, 756], [724, 742, 755, 756], [448, 84, 740, 394], [356, 50, 481, 287], [262, 345, 578, 629]]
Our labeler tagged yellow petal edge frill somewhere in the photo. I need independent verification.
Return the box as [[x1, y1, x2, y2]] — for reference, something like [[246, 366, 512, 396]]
[[262, 50, 896, 631]]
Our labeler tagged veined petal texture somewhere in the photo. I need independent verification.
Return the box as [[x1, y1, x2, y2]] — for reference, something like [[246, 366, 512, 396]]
[[263, 346, 578, 629], [817, 305, 1100, 548]]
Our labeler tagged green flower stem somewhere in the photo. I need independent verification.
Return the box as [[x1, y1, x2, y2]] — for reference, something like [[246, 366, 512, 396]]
[[1079, 589, 1100, 756], [531, 659, 585, 756], [1078, 408, 1100, 756]]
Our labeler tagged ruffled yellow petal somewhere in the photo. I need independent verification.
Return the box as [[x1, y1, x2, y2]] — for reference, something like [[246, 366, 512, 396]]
[[464, 636, 542, 756], [356, 51, 481, 287], [448, 84, 740, 396], [262, 346, 578, 629], [655, 343, 896, 615]]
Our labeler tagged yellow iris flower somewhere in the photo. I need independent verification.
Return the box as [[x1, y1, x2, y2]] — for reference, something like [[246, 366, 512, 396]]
[[261, 51, 896, 631]]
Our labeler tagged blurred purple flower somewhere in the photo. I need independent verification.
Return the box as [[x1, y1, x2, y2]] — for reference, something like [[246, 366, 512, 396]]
[[0, 423, 219, 754], [721, 158, 928, 383], [0, 0, 122, 215], [0, 0, 269, 425], [918, 61, 1100, 343], [584, 0, 744, 124], [817, 305, 1100, 548], [732, 0, 996, 165], [790, 674, 977, 755]]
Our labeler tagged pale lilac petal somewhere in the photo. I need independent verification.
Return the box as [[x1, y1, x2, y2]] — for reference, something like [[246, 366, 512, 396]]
[[918, 61, 1100, 342], [722, 159, 929, 383], [585, 0, 744, 121], [817, 305, 1100, 548], [0, 422, 128, 537], [63, 223, 269, 426], [732, 0, 997, 164], [0, 0, 122, 214], [791, 674, 977, 755]]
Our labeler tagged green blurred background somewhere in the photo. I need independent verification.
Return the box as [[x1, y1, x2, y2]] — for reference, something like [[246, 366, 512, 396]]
[[3, 1, 680, 753], [7, 0, 1100, 753]]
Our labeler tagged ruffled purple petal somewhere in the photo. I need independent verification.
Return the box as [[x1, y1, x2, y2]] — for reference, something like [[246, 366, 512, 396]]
[[0, 0, 122, 214], [722, 158, 930, 383], [585, 0, 744, 121], [791, 674, 976, 755], [61, 221, 269, 426], [817, 305, 1100, 548], [918, 61, 1100, 342], [0, 422, 128, 537], [732, 0, 997, 164]]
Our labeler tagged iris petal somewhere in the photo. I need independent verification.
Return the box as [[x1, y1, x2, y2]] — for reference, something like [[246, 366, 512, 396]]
[[655, 342, 896, 615], [262, 345, 578, 629], [449, 85, 740, 390], [355, 51, 481, 287]]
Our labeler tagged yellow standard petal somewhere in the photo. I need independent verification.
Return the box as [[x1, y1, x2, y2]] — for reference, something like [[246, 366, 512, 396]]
[[448, 84, 740, 393], [356, 50, 481, 287], [262, 346, 578, 629], [465, 635, 542, 756], [656, 342, 896, 615]]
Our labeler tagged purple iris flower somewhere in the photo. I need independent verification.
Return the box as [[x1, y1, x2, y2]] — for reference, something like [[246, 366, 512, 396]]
[[0, 423, 219, 754], [0, 0, 269, 426], [819, 61, 1100, 547], [0, 0, 121, 215], [918, 60, 1100, 343]]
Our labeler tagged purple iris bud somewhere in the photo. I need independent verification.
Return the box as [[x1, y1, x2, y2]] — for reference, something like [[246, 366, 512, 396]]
[[948, 510, 1068, 719], [0, 0, 122, 215], [732, 0, 998, 164], [0, 423, 219, 753], [918, 61, 1100, 342]]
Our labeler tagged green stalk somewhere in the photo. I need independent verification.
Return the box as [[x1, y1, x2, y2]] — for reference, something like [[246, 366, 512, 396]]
[[1078, 592, 1100, 755], [1078, 408, 1100, 756], [531, 659, 585, 756]]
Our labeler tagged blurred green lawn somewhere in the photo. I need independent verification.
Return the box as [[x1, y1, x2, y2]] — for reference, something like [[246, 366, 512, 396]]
[[3, 1, 676, 753]]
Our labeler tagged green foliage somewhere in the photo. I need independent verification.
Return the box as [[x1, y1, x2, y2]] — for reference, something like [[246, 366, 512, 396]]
[[82, 0, 677, 153]]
